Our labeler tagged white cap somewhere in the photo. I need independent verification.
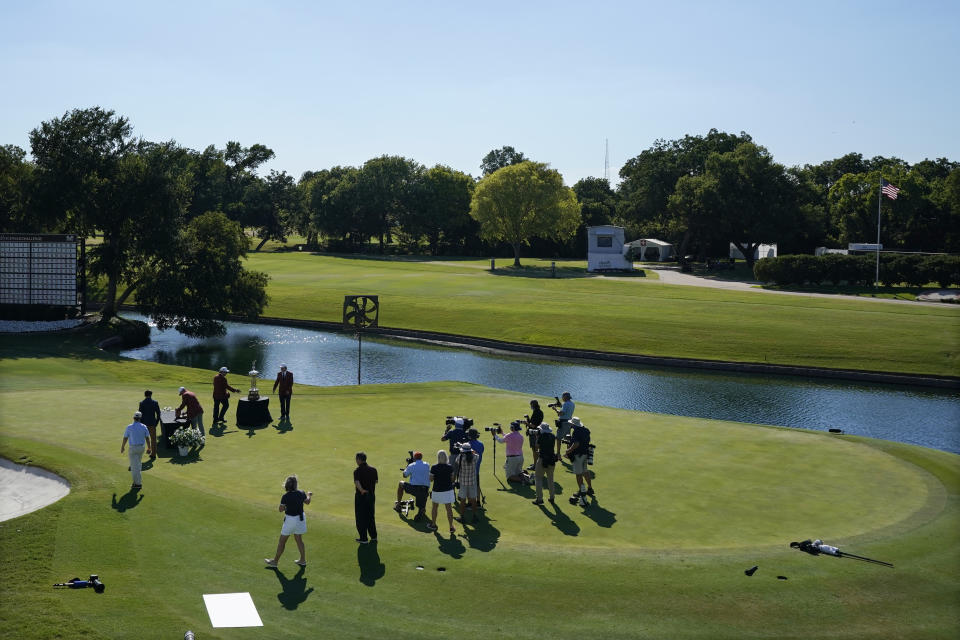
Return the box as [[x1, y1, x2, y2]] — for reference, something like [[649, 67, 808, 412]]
[[178, 386, 186, 394], [134, 411, 142, 419], [280, 363, 287, 369], [219, 367, 229, 373]]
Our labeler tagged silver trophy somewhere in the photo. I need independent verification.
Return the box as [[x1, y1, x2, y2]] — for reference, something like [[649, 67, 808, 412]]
[[247, 362, 260, 401]]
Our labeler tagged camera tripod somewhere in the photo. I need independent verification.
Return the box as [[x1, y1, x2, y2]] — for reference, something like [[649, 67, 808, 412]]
[[489, 428, 506, 490]]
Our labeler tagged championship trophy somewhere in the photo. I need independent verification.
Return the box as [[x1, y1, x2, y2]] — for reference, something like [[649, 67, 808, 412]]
[[247, 362, 260, 401]]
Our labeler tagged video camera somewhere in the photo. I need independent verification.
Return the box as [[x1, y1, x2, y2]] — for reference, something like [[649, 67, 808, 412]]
[[525, 421, 541, 437], [547, 395, 562, 410], [444, 416, 474, 431], [405, 450, 416, 465], [484, 422, 503, 434]]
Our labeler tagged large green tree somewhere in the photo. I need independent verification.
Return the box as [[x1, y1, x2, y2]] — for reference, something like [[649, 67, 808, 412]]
[[480, 146, 527, 176], [404, 165, 474, 254], [0, 145, 35, 232], [355, 155, 422, 252], [135, 211, 269, 336], [469, 161, 581, 266]]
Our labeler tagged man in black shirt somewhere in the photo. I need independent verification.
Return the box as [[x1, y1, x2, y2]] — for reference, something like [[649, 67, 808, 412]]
[[353, 452, 378, 543], [565, 417, 594, 502], [138, 390, 162, 460]]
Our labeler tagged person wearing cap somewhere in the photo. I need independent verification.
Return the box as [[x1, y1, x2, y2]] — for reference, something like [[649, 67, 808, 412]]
[[121, 412, 151, 490], [494, 420, 529, 484], [138, 390, 162, 460], [452, 442, 479, 521], [533, 422, 557, 505], [272, 364, 294, 420], [212, 367, 239, 424], [565, 417, 594, 500], [175, 386, 205, 437], [395, 451, 430, 520], [552, 391, 575, 458]]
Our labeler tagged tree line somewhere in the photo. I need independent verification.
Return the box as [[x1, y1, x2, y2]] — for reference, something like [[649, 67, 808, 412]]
[[2, 109, 958, 329]]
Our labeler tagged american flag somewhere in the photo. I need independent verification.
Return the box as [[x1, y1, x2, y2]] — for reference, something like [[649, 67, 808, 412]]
[[881, 179, 901, 200]]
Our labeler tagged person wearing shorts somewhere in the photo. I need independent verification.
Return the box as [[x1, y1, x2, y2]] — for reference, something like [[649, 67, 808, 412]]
[[533, 424, 557, 505], [428, 450, 456, 533], [265, 475, 312, 567], [396, 451, 430, 519], [453, 443, 479, 521], [495, 420, 528, 483], [566, 417, 594, 500]]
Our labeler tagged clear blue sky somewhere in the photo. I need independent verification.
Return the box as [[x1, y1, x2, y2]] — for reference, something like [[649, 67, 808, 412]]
[[3, 0, 958, 185]]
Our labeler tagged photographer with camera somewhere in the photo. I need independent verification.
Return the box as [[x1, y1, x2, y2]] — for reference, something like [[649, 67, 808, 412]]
[[441, 417, 470, 464], [549, 392, 575, 459], [564, 417, 594, 503], [493, 421, 530, 484], [526, 400, 544, 470], [531, 423, 557, 505], [466, 428, 484, 477], [395, 451, 430, 520], [452, 442, 480, 522]]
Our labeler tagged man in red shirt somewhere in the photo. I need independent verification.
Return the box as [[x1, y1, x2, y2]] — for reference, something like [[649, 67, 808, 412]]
[[212, 366, 239, 424], [272, 364, 294, 420], [176, 386, 205, 437]]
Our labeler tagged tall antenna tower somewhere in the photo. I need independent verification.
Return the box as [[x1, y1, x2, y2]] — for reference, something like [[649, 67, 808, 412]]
[[604, 138, 610, 183]]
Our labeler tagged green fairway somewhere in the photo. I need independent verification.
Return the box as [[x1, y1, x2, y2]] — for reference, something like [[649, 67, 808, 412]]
[[243, 253, 960, 377], [1, 331, 958, 638]]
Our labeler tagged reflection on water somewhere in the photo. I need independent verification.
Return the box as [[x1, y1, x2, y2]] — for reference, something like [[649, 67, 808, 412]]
[[120, 314, 960, 454]]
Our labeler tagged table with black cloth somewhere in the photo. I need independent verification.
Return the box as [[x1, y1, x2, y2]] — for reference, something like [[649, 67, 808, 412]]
[[236, 397, 272, 427], [159, 410, 189, 448]]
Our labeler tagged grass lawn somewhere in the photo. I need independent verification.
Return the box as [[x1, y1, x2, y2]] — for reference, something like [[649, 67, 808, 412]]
[[1, 330, 958, 638], [242, 253, 960, 377]]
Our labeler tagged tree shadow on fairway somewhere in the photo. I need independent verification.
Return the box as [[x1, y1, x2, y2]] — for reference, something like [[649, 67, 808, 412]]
[[460, 514, 500, 552], [111, 488, 144, 512], [268, 566, 313, 610], [434, 531, 466, 559], [538, 502, 579, 536], [583, 498, 617, 528], [358, 544, 385, 587], [488, 264, 595, 279]]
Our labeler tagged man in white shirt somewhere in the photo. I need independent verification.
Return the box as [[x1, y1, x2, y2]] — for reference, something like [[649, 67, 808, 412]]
[[121, 411, 151, 490]]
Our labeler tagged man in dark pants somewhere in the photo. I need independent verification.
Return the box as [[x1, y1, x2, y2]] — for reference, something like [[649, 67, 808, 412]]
[[353, 452, 378, 543], [138, 390, 162, 460], [272, 364, 294, 419], [212, 366, 239, 424]]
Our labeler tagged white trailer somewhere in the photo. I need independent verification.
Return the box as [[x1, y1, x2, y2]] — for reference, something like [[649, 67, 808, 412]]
[[587, 225, 633, 272]]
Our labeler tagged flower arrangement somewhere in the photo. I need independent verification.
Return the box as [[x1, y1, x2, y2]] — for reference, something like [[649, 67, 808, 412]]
[[168, 426, 204, 448]]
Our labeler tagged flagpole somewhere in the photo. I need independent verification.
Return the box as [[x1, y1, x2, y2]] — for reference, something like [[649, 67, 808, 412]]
[[875, 175, 882, 286]]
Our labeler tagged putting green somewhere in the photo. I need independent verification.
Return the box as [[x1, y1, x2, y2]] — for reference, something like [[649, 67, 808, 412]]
[[1, 337, 958, 638]]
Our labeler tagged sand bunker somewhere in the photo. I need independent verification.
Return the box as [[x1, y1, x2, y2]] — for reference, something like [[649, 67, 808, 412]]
[[0, 458, 71, 522]]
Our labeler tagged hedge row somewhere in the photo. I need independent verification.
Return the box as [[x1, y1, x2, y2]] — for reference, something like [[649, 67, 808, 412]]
[[752, 254, 960, 288]]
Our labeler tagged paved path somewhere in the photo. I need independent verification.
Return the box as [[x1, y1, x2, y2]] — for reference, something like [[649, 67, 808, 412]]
[[0, 458, 70, 522], [618, 266, 956, 307]]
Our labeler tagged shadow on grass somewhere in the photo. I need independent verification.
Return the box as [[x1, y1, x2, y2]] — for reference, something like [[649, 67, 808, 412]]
[[357, 544, 385, 587], [434, 531, 466, 559], [489, 265, 594, 280], [273, 417, 293, 434], [538, 501, 580, 536], [268, 566, 313, 610], [498, 479, 535, 499], [460, 512, 500, 552], [243, 423, 272, 438], [111, 488, 144, 512], [168, 449, 203, 465], [584, 498, 617, 528], [319, 253, 480, 264]]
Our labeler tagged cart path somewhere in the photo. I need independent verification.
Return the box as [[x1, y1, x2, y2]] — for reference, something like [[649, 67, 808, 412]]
[[606, 266, 957, 307], [0, 458, 70, 522]]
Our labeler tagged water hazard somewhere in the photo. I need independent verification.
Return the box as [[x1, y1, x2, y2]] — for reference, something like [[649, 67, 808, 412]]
[[119, 314, 960, 454]]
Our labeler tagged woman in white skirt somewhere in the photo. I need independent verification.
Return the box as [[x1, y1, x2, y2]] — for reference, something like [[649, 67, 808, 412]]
[[265, 475, 312, 567], [427, 450, 456, 534]]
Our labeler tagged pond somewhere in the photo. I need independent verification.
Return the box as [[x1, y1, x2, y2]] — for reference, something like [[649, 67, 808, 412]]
[[119, 314, 960, 454]]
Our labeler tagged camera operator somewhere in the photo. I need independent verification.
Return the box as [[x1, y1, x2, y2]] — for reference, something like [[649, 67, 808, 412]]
[[550, 392, 575, 458], [452, 443, 480, 522], [564, 417, 594, 500], [466, 428, 484, 479], [532, 423, 557, 505], [494, 421, 529, 484], [441, 417, 468, 464], [526, 400, 544, 470], [395, 451, 430, 520]]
